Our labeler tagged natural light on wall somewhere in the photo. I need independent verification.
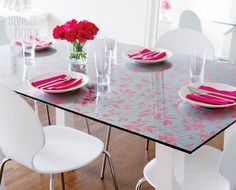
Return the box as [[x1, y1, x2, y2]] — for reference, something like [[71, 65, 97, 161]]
[[0, 0, 31, 10]]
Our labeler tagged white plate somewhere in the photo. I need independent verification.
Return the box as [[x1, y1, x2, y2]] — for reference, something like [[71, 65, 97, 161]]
[[122, 48, 173, 64], [178, 82, 236, 108], [29, 71, 89, 93]]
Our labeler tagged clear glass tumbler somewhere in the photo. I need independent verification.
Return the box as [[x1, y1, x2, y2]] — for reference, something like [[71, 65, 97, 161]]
[[104, 37, 117, 60], [189, 50, 206, 84], [21, 28, 36, 65], [94, 50, 112, 92]]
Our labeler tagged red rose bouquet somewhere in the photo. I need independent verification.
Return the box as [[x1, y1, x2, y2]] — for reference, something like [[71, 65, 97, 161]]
[[53, 19, 99, 61]]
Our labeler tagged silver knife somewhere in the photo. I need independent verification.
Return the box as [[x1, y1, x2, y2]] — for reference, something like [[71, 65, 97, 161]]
[[187, 86, 236, 100], [131, 51, 158, 59], [187, 86, 235, 103]]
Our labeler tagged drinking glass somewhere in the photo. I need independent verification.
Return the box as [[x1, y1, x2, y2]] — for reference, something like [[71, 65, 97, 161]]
[[104, 37, 117, 60], [189, 50, 206, 84], [94, 50, 112, 92], [21, 33, 36, 64]]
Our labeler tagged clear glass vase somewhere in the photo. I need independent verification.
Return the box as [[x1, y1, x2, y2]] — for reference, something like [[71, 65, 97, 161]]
[[67, 42, 88, 74]]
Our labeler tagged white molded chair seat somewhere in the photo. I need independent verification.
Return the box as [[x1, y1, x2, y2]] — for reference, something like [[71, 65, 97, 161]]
[[33, 126, 103, 174], [0, 84, 118, 190], [137, 146, 230, 190]]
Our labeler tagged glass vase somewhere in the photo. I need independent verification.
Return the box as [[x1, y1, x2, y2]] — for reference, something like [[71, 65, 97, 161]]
[[67, 42, 88, 74]]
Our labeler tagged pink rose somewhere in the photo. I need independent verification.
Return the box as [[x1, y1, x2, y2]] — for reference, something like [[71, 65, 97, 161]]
[[162, 0, 171, 10]]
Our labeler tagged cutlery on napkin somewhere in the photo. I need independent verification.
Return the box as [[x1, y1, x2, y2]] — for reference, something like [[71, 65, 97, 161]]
[[128, 49, 167, 61], [31, 74, 83, 90], [128, 49, 151, 58], [186, 85, 236, 105]]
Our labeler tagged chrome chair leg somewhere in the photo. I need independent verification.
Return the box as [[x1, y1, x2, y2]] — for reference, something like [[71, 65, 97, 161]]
[[34, 100, 39, 116], [0, 158, 10, 185], [100, 126, 111, 179], [45, 105, 51, 125], [85, 118, 91, 134], [50, 174, 54, 190], [145, 139, 149, 150], [61, 173, 65, 190], [102, 150, 118, 190], [135, 177, 146, 190]]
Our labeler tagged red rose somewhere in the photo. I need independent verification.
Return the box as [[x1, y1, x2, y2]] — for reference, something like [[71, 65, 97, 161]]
[[77, 30, 90, 43], [65, 30, 77, 42], [53, 19, 99, 43], [77, 20, 99, 36], [64, 19, 77, 31], [53, 25, 66, 40]]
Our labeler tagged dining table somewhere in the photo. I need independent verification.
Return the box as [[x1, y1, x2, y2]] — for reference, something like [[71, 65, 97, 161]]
[[0, 39, 236, 190]]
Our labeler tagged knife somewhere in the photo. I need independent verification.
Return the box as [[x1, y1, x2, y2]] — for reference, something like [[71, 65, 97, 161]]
[[187, 86, 235, 103], [187, 86, 236, 100], [131, 51, 158, 59]]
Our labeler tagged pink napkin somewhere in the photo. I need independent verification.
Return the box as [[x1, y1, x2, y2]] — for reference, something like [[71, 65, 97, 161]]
[[139, 52, 167, 61], [31, 74, 66, 87], [16, 37, 52, 48], [44, 78, 83, 90], [186, 85, 236, 105], [128, 48, 167, 61], [31, 74, 83, 90], [128, 49, 151, 58]]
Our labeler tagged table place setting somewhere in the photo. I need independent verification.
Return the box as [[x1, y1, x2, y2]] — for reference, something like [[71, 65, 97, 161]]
[[15, 36, 55, 50], [178, 82, 236, 108], [178, 50, 236, 108], [29, 71, 89, 93], [122, 47, 173, 64]]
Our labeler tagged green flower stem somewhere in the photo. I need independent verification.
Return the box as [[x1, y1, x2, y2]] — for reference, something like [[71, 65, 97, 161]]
[[69, 40, 87, 61]]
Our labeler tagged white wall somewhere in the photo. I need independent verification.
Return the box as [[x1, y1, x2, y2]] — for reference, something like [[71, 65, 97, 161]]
[[31, 0, 235, 60], [31, 0, 149, 46]]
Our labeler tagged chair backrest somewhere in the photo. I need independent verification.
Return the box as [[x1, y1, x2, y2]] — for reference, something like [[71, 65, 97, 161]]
[[0, 17, 10, 45], [0, 84, 45, 170], [156, 28, 214, 60], [179, 10, 202, 33], [220, 129, 236, 189]]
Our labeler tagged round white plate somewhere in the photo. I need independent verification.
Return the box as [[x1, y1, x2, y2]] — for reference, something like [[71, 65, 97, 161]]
[[29, 71, 89, 93], [122, 48, 173, 64], [178, 82, 236, 108]]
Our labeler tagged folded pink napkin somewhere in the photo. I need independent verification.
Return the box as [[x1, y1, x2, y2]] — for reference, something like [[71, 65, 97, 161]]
[[128, 49, 151, 58], [186, 85, 236, 105], [31, 74, 67, 87], [16, 37, 52, 48], [44, 78, 83, 90], [31, 74, 83, 91]]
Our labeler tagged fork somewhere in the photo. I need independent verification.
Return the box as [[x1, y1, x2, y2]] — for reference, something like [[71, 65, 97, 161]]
[[131, 51, 158, 59], [40, 76, 72, 89], [187, 87, 235, 103]]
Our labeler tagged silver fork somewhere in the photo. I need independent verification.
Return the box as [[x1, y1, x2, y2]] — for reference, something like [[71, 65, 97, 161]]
[[187, 86, 235, 103], [131, 51, 158, 59], [40, 76, 72, 89]]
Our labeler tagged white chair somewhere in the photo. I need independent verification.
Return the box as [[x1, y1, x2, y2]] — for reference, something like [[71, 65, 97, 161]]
[[179, 10, 202, 33], [156, 28, 214, 60], [135, 131, 236, 190], [0, 85, 118, 190]]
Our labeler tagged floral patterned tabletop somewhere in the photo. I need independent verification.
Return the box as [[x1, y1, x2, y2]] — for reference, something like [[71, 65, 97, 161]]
[[0, 39, 236, 153]]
